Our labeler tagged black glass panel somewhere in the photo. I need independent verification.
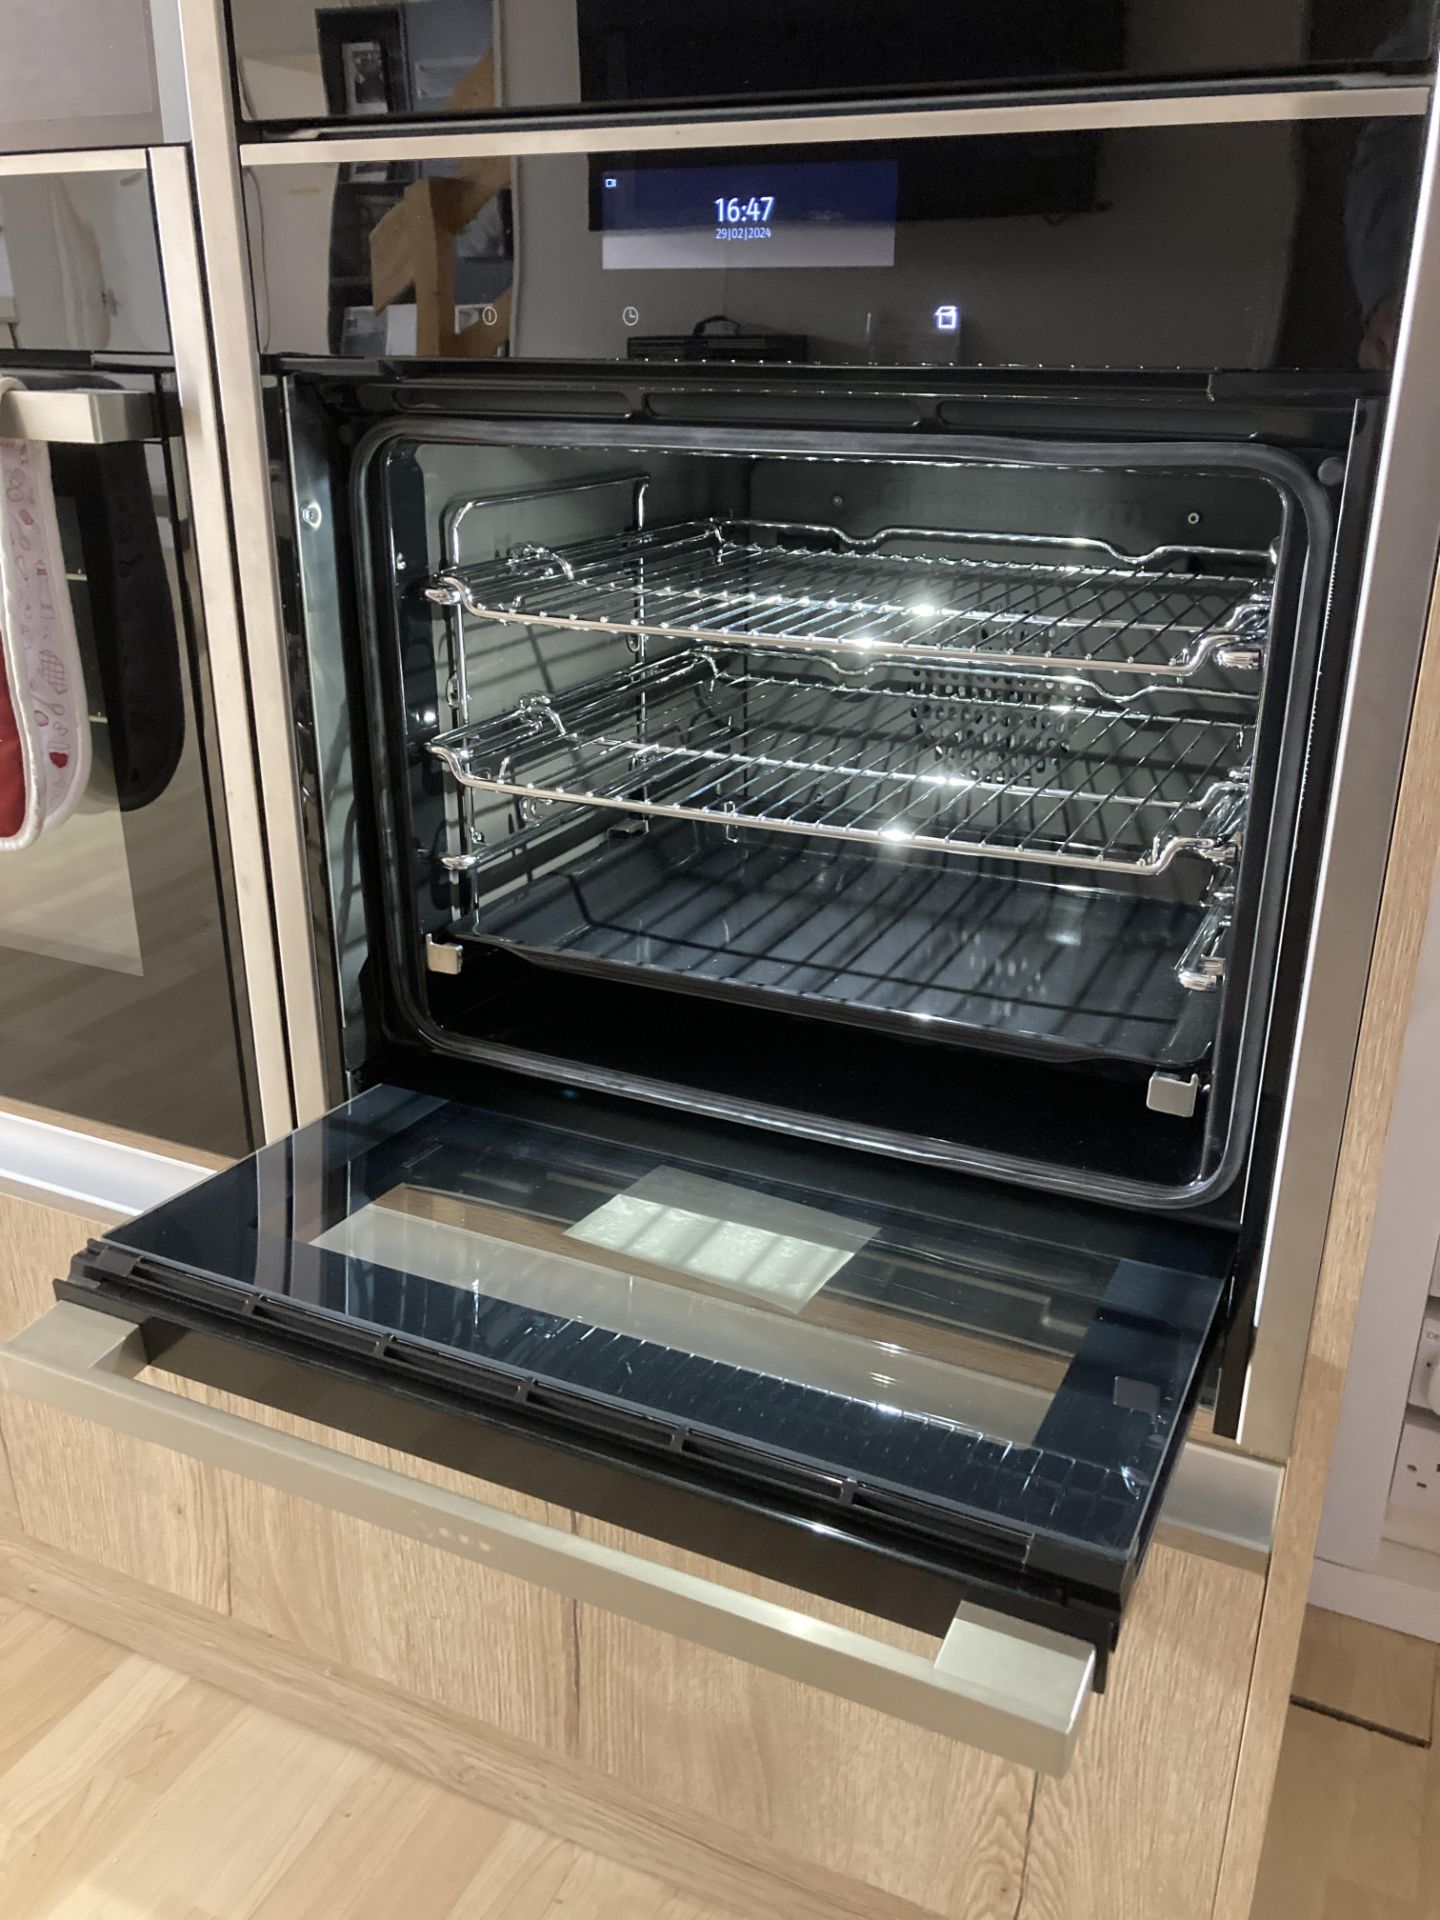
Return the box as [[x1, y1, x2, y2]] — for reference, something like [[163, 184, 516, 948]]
[[103, 1083, 1228, 1600], [0, 369, 253, 1155], [230, 0, 1435, 128], [253, 118, 1423, 371], [0, 167, 168, 354]]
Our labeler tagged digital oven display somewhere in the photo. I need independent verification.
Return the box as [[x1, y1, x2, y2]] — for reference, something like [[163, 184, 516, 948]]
[[598, 160, 900, 270]]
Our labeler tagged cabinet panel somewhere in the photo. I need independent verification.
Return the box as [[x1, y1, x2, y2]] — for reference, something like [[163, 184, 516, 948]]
[[3, 1394, 230, 1611], [0, 1420, 15, 1524], [212, 1390, 579, 1752], [1017, 1542, 1265, 1920], [0, 1195, 228, 1608], [573, 1517, 1032, 1920], [0, 1194, 104, 1344]]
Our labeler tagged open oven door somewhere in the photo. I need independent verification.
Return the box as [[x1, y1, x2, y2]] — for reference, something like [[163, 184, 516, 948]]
[[0, 1076, 1237, 1774]]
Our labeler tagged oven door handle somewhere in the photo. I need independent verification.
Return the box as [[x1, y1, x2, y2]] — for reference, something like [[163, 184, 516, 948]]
[[0, 387, 158, 445], [2, 1302, 1094, 1773]]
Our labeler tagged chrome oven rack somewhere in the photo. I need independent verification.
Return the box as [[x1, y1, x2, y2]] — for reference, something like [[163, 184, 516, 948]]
[[427, 653, 1254, 877], [426, 518, 1274, 680]]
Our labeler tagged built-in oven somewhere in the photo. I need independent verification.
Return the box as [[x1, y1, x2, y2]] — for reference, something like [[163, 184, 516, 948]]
[[6, 61, 1440, 1775], [0, 153, 258, 1155]]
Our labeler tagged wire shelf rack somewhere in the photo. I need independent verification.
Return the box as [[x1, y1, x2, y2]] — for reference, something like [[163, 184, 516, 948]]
[[427, 653, 1254, 876], [464, 821, 1214, 1066], [426, 518, 1274, 679]]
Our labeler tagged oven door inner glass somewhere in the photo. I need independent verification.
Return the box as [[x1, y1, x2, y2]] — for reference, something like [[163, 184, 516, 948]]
[[95, 1084, 1229, 1634]]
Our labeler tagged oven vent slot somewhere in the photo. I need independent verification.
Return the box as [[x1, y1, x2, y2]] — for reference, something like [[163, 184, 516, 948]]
[[426, 517, 1274, 681], [427, 653, 1254, 878]]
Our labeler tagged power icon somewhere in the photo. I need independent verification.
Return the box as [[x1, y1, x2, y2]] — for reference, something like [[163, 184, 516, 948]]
[[480, 304, 499, 327]]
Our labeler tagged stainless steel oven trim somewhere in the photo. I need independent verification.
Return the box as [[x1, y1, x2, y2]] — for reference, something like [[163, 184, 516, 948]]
[[238, 81, 1429, 168], [0, 1109, 210, 1224], [149, 0, 191, 144], [171, 0, 329, 1132], [1240, 84, 1440, 1461], [339, 411, 1330, 1217], [0, 148, 149, 176], [147, 145, 294, 1142], [0, 387, 159, 445]]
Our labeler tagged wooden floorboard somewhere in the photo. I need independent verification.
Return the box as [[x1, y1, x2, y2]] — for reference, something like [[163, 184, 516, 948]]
[[1254, 1608, 1440, 1918], [1291, 1605, 1436, 1745], [0, 1596, 746, 1920]]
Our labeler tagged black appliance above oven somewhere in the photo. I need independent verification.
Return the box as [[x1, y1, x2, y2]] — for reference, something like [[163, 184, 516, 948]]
[[227, 0, 1436, 133]]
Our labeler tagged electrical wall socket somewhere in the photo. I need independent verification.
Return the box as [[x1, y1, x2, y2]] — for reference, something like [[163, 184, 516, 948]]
[[1391, 1414, 1440, 1515], [1408, 1312, 1440, 1414]]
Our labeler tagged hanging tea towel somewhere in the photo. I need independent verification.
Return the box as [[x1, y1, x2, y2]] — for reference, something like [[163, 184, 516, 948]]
[[0, 376, 90, 849], [0, 638, 39, 849]]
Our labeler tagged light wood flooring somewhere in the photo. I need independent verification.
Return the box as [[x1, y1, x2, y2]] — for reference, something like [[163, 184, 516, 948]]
[[1254, 1606, 1440, 1919], [0, 1593, 730, 1920]]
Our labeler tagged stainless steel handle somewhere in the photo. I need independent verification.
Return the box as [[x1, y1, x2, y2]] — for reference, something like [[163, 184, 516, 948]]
[[1, 1302, 1093, 1772], [0, 387, 158, 445]]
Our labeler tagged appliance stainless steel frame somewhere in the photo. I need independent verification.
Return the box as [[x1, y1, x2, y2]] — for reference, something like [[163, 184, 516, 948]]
[[146, 143, 294, 1141], [171, 0, 331, 1129], [237, 81, 1431, 167], [0, 142, 286, 1151], [1243, 84, 1440, 1459]]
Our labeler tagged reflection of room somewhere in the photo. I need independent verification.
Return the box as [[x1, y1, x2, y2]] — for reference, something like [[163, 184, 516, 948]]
[[242, 0, 1324, 368]]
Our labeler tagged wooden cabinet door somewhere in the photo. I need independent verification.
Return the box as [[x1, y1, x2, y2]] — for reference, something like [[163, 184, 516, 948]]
[[0, 1193, 230, 1609], [571, 1516, 1034, 1920], [212, 1388, 580, 1753], [574, 1517, 1264, 1920], [1018, 1542, 1265, 1920]]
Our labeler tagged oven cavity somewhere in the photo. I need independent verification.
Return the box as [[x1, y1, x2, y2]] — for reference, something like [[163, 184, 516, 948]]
[[374, 439, 1294, 1200]]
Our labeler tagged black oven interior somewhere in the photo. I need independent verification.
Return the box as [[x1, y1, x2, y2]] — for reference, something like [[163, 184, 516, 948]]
[[340, 419, 1332, 1218]]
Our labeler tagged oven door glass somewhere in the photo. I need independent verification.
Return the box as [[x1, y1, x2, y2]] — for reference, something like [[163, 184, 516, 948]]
[[0, 367, 254, 1154], [81, 1080, 1230, 1648], [230, 0, 1433, 129]]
